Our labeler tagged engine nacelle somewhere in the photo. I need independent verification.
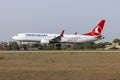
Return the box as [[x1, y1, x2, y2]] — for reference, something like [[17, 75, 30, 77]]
[[41, 39, 49, 44]]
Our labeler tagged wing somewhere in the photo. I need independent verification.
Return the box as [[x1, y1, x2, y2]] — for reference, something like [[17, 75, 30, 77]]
[[50, 30, 64, 43]]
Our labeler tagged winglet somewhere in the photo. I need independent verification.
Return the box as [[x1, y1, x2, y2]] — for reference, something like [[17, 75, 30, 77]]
[[83, 20, 105, 36], [74, 32, 77, 35], [60, 30, 64, 37]]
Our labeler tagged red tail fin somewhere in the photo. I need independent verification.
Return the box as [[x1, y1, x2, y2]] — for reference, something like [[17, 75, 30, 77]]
[[83, 20, 105, 36]]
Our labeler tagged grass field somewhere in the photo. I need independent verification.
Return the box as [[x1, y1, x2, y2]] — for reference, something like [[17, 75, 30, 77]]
[[0, 51, 120, 80]]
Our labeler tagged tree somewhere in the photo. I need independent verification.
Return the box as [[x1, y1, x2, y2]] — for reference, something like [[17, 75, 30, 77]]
[[8, 42, 19, 50], [113, 38, 120, 44]]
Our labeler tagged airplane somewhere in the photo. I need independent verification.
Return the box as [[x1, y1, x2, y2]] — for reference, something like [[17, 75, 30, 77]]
[[12, 20, 105, 44]]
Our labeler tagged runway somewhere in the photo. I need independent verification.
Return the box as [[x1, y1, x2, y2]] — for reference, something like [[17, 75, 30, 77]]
[[0, 50, 120, 53]]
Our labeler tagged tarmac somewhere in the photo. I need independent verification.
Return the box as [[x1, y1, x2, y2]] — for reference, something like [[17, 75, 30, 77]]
[[0, 50, 120, 53]]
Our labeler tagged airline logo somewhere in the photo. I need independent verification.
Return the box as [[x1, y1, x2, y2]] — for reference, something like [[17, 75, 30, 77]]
[[25, 33, 48, 37], [92, 20, 105, 34], [90, 25, 102, 36]]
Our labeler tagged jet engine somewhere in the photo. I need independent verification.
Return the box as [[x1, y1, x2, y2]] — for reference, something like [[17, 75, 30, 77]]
[[41, 39, 49, 44]]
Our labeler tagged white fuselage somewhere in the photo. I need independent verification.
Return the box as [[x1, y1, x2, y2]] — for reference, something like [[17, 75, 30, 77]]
[[12, 33, 103, 44]]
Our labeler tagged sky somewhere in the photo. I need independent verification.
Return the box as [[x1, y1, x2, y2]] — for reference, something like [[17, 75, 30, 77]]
[[0, 0, 120, 42]]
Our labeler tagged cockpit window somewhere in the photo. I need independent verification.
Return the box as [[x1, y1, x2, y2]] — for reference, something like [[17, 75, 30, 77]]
[[16, 34, 19, 36]]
